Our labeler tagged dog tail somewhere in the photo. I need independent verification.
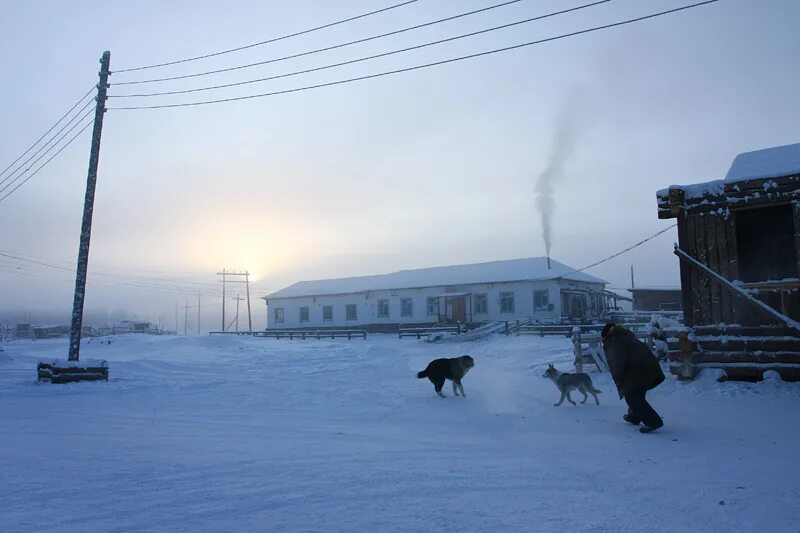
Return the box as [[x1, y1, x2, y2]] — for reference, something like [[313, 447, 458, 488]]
[[593, 387, 602, 394], [416, 370, 428, 379]]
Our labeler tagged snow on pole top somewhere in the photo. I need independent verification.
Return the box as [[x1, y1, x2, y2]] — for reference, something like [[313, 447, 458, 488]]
[[724, 142, 800, 183]]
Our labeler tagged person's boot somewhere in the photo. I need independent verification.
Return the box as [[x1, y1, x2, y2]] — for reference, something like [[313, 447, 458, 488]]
[[640, 420, 664, 433], [623, 413, 640, 425]]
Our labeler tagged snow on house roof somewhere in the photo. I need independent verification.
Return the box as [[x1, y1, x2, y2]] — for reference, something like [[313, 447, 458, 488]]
[[657, 142, 800, 199], [266, 257, 606, 299], [627, 286, 681, 292], [724, 142, 800, 182]]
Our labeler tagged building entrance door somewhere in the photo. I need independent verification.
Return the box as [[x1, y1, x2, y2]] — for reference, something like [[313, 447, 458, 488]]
[[445, 296, 467, 323]]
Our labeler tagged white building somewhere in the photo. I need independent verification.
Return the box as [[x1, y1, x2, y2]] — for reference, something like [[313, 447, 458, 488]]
[[263, 257, 608, 331]]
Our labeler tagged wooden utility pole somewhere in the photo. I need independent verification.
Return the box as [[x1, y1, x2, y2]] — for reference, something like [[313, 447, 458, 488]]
[[245, 271, 252, 332], [184, 303, 189, 335], [233, 294, 244, 332], [220, 269, 227, 331], [219, 270, 252, 332], [68, 51, 110, 361]]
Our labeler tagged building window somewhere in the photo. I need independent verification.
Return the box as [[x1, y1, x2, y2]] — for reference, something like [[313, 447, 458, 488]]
[[427, 297, 439, 317], [346, 304, 357, 321], [534, 290, 549, 310], [474, 294, 488, 314], [377, 299, 389, 318], [500, 292, 515, 313], [401, 298, 413, 317], [299, 306, 309, 322], [323, 305, 333, 322], [274, 307, 285, 324]]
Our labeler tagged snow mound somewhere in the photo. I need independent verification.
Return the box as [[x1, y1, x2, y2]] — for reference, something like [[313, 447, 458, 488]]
[[762, 370, 783, 382], [696, 368, 728, 383]]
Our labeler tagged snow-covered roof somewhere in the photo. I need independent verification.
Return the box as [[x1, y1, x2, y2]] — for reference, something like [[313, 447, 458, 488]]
[[266, 257, 606, 299], [725, 142, 800, 182], [627, 286, 681, 292], [657, 142, 800, 199]]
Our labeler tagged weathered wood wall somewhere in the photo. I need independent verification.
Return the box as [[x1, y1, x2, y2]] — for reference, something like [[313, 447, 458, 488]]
[[676, 211, 783, 327]]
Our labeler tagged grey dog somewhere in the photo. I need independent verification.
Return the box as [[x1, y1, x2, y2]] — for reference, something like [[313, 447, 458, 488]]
[[542, 363, 601, 406]]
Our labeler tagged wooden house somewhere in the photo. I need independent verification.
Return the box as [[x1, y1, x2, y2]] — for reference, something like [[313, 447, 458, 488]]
[[656, 142, 800, 381], [629, 287, 682, 312]]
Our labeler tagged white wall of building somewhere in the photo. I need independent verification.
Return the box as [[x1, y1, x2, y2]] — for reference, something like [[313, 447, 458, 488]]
[[264, 279, 604, 329]]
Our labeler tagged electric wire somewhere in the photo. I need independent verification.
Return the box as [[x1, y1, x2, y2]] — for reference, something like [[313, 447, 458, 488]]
[[109, 1, 719, 110], [113, 0, 530, 86], [0, 85, 95, 181], [0, 101, 95, 191], [0, 118, 94, 204], [0, 260, 226, 297], [112, 0, 420, 73], [111, 0, 609, 98], [564, 224, 678, 278], [0, 251, 225, 295]]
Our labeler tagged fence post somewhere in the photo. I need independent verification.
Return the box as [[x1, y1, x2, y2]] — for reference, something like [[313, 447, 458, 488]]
[[572, 326, 583, 373]]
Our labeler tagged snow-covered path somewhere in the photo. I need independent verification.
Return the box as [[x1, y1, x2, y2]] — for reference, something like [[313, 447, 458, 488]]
[[1, 335, 798, 532]]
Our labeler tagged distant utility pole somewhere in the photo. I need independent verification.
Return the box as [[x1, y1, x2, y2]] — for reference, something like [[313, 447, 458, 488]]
[[233, 294, 244, 332], [220, 269, 227, 331], [630, 265, 635, 289], [217, 270, 252, 332], [174, 302, 178, 334], [68, 50, 111, 362], [184, 303, 189, 336], [245, 271, 252, 332]]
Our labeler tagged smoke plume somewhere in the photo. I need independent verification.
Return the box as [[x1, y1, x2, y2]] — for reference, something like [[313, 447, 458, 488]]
[[535, 96, 581, 261]]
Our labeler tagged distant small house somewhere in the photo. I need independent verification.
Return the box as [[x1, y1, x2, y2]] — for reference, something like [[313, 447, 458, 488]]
[[263, 257, 610, 331], [656, 142, 800, 380], [32, 325, 70, 339], [15, 323, 33, 340], [628, 287, 682, 312], [112, 321, 156, 334]]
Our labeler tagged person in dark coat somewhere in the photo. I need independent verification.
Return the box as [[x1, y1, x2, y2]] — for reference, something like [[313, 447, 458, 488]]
[[601, 323, 666, 433]]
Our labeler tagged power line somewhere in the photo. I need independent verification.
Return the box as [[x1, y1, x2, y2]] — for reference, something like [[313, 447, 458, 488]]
[[0, 118, 94, 204], [112, 0, 609, 98], [0, 264, 225, 297], [566, 224, 678, 277], [0, 246, 210, 277], [113, 0, 529, 86], [108, 1, 719, 111], [0, 102, 95, 191], [0, 85, 95, 181], [0, 257, 226, 297], [0, 251, 225, 294], [112, 0, 420, 73]]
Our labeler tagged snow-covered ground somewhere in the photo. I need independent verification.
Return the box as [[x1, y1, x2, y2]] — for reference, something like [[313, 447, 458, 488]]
[[1, 334, 798, 532]]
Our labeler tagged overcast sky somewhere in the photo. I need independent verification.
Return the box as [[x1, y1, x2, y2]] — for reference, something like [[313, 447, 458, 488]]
[[1, 0, 798, 330]]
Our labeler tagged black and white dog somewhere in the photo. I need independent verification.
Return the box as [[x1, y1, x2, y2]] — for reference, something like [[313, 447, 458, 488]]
[[417, 355, 474, 397]]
